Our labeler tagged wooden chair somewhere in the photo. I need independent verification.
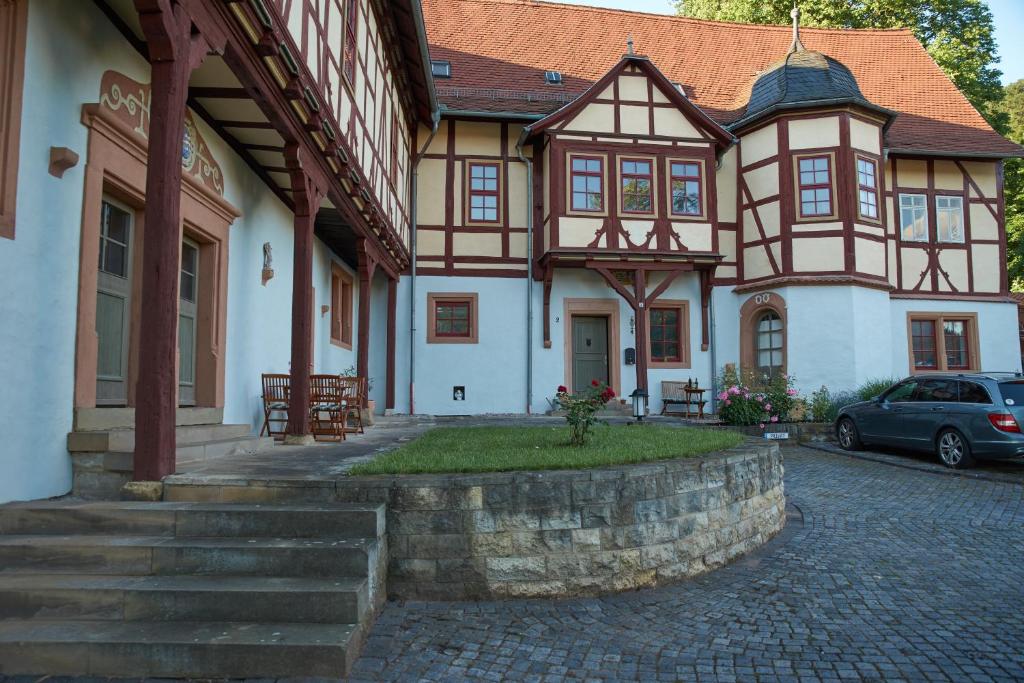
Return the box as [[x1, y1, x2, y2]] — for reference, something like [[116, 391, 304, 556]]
[[660, 381, 689, 416], [260, 373, 291, 440], [338, 376, 365, 435], [310, 374, 347, 441]]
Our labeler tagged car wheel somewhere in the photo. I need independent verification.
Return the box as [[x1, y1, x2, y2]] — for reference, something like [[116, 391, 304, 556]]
[[836, 417, 862, 451], [937, 429, 974, 469]]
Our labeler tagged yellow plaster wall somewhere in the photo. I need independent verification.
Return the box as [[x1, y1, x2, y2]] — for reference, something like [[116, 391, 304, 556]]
[[757, 201, 781, 239], [791, 220, 843, 233], [618, 75, 649, 101], [417, 230, 446, 256], [653, 107, 701, 138], [743, 245, 775, 280], [621, 219, 654, 246], [933, 160, 962, 192], [788, 117, 840, 150], [719, 229, 737, 262], [716, 265, 737, 280], [938, 250, 969, 292], [793, 236, 844, 271], [508, 162, 528, 229], [717, 146, 738, 223], [900, 248, 931, 290], [417, 158, 446, 225], [740, 123, 778, 166], [560, 216, 603, 247], [887, 241, 899, 287], [849, 118, 880, 155], [743, 162, 780, 202], [896, 159, 928, 189], [620, 105, 651, 135], [855, 237, 886, 276], [674, 222, 713, 251], [452, 160, 463, 225], [454, 121, 502, 156], [970, 204, 999, 240], [418, 122, 447, 156], [509, 232, 527, 258], [567, 103, 616, 133], [453, 232, 503, 257], [962, 161, 999, 198], [972, 244, 1001, 292]]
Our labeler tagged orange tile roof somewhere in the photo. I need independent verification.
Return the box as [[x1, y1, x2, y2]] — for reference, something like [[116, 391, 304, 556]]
[[422, 0, 1023, 157]]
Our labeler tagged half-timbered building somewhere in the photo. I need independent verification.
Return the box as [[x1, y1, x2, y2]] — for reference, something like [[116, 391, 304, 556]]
[[0, 0, 1022, 503]]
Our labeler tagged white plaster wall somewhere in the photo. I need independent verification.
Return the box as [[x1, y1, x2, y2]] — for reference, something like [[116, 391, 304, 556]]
[[0, 0, 154, 503], [888, 299, 1021, 375]]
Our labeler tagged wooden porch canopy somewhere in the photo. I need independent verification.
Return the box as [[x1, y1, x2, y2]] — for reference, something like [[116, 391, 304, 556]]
[[539, 250, 722, 392]]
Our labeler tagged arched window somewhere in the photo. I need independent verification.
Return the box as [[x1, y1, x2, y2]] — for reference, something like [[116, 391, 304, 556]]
[[755, 312, 784, 379]]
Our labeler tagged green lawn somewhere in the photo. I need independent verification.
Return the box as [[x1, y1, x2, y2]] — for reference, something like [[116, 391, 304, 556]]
[[348, 425, 744, 475]]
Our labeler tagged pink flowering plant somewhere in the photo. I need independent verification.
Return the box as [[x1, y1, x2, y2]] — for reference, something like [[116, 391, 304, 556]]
[[715, 367, 799, 427], [555, 380, 616, 446]]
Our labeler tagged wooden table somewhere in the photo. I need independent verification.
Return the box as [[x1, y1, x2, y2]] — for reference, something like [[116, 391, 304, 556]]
[[684, 387, 706, 419]]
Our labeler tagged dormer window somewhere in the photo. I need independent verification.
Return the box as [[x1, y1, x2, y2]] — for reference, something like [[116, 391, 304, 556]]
[[544, 70, 562, 84], [431, 60, 451, 78]]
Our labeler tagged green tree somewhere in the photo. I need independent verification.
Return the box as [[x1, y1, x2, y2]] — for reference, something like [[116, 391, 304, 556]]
[[993, 80, 1024, 289], [674, 0, 1004, 126]]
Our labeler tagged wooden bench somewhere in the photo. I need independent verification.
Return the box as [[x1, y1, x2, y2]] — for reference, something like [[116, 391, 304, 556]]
[[660, 381, 707, 418]]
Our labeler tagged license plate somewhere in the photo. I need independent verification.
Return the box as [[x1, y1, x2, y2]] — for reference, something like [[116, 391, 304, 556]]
[[764, 432, 789, 440]]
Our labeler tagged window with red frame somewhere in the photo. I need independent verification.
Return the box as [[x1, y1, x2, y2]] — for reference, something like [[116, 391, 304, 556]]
[[911, 319, 938, 370], [650, 307, 683, 362], [856, 157, 878, 219], [670, 161, 701, 216], [797, 156, 832, 217], [570, 156, 603, 211], [342, 0, 358, 86], [434, 300, 472, 337], [620, 158, 652, 213], [468, 162, 499, 222], [943, 319, 970, 370]]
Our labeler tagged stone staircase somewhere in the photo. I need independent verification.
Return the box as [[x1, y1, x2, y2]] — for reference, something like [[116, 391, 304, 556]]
[[0, 500, 386, 678], [69, 408, 275, 498]]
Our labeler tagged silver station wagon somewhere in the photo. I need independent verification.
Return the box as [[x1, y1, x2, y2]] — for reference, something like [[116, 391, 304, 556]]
[[835, 373, 1024, 469]]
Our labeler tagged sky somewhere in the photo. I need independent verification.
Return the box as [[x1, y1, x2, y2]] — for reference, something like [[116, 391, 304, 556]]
[[556, 0, 1024, 85]]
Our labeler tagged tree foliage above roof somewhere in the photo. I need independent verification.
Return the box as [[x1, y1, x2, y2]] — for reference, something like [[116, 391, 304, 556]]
[[993, 80, 1024, 289], [674, 0, 1005, 128]]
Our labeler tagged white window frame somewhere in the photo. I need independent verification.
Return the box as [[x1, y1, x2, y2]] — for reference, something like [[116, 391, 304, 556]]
[[899, 193, 929, 242], [935, 195, 965, 244]]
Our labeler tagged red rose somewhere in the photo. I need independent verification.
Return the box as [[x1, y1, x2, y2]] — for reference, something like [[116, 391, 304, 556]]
[[606, 389, 616, 399], [557, 385, 568, 393], [591, 379, 600, 387]]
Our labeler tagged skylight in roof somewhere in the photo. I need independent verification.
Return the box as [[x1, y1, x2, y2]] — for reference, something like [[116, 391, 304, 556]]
[[431, 60, 451, 78], [544, 70, 563, 85]]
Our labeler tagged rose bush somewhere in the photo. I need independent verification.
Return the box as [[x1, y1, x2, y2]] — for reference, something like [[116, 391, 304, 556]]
[[555, 380, 615, 445]]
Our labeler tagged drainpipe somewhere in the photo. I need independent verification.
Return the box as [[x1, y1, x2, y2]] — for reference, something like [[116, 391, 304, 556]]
[[516, 132, 534, 415], [708, 289, 717, 415], [409, 110, 441, 415]]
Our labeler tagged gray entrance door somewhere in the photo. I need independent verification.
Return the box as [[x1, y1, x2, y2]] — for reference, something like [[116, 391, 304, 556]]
[[572, 316, 609, 393], [95, 198, 133, 405], [178, 238, 199, 407]]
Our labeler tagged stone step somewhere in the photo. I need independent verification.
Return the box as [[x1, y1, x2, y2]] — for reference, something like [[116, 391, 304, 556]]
[[0, 501, 385, 539], [0, 534, 380, 578], [0, 619, 360, 678], [68, 423, 255, 454], [0, 574, 367, 624], [73, 407, 225, 432]]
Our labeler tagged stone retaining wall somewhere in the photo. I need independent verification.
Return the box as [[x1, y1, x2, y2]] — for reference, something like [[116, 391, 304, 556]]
[[335, 439, 784, 600]]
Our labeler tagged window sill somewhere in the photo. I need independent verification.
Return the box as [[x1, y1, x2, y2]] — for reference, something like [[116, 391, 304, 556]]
[[331, 338, 353, 351], [650, 360, 691, 369], [427, 336, 479, 345]]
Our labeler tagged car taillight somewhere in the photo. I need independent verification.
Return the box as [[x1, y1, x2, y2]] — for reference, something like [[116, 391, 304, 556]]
[[987, 412, 1021, 433]]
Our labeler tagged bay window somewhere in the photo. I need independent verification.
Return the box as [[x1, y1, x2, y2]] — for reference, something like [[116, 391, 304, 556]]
[[856, 157, 879, 220], [619, 158, 653, 214], [569, 155, 604, 212], [796, 155, 833, 218], [669, 161, 702, 217]]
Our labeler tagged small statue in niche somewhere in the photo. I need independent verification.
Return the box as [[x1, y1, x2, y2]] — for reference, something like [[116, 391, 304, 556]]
[[261, 242, 274, 286]]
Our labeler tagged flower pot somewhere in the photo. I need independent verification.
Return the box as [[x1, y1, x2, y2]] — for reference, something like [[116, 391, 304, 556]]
[[360, 399, 376, 426]]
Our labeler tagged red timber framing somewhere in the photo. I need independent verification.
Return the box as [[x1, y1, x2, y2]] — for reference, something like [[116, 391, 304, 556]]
[[887, 155, 1009, 299], [115, 0, 431, 477], [732, 108, 893, 293], [132, 0, 227, 481], [356, 237, 400, 411]]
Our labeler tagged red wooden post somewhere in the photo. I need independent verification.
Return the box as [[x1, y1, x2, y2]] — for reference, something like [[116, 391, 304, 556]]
[[356, 239, 377, 391], [285, 145, 324, 442], [385, 276, 397, 411], [132, 0, 211, 480], [633, 269, 648, 393]]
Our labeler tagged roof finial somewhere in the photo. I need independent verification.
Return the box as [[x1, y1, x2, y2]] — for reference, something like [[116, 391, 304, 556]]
[[789, 2, 805, 53], [626, 35, 634, 55]]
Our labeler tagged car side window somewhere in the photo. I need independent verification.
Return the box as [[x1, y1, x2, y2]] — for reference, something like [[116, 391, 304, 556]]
[[884, 381, 917, 403], [915, 379, 957, 402], [958, 381, 992, 404]]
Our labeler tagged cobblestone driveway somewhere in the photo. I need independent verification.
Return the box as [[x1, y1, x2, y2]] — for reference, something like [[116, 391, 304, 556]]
[[350, 447, 1024, 682]]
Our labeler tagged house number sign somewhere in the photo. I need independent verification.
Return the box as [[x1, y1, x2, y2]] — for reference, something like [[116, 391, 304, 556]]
[[753, 293, 773, 305]]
